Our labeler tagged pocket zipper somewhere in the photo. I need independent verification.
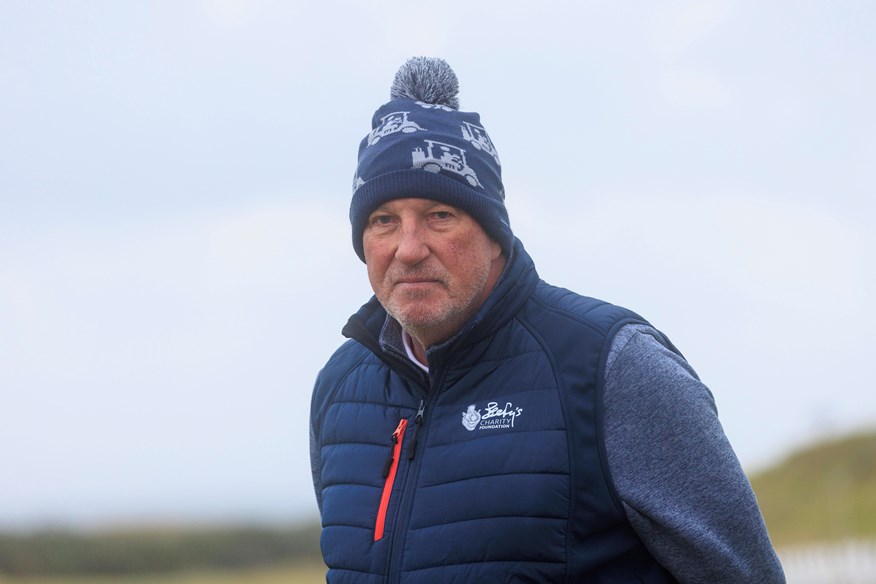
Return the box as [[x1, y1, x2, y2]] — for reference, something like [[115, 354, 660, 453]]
[[374, 418, 408, 541]]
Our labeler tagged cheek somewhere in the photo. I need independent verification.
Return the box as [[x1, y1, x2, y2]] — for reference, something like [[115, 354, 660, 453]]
[[363, 239, 385, 272], [447, 239, 493, 280], [364, 245, 396, 296], [365, 259, 386, 291]]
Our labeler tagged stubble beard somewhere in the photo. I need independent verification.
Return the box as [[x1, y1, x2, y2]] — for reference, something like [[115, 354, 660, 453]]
[[381, 266, 491, 348]]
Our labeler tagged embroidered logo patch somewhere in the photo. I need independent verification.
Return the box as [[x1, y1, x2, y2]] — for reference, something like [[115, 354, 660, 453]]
[[461, 401, 524, 432]]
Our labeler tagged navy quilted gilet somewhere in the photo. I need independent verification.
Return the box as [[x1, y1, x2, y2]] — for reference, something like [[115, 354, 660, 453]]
[[311, 239, 678, 583]]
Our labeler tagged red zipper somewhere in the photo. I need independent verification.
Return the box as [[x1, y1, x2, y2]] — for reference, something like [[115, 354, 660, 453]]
[[374, 418, 408, 541]]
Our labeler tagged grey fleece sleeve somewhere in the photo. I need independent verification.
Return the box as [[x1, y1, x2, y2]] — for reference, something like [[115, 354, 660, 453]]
[[310, 421, 324, 514], [603, 324, 785, 583]]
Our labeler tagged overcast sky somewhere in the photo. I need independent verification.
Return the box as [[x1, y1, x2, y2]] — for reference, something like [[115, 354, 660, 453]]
[[1, 0, 874, 528]]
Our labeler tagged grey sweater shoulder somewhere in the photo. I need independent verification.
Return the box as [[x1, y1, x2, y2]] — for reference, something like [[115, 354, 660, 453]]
[[604, 323, 786, 583]]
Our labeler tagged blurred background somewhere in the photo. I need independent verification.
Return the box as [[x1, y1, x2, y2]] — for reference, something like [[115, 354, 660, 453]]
[[1, 0, 874, 582]]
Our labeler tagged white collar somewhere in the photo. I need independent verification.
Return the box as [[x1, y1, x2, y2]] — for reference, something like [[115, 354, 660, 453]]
[[401, 329, 429, 373]]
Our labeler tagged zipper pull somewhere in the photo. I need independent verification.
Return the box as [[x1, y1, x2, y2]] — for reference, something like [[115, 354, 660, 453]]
[[408, 399, 427, 460], [382, 419, 406, 478], [375, 418, 408, 541]]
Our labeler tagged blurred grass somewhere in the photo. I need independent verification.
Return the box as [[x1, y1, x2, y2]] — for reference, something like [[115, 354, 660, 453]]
[[750, 428, 876, 547], [0, 524, 321, 578], [0, 561, 326, 583]]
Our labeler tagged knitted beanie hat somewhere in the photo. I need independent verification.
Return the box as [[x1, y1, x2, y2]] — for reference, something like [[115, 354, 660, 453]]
[[349, 57, 512, 262]]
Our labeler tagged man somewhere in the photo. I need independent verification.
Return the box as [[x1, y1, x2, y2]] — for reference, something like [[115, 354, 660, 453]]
[[310, 57, 785, 583]]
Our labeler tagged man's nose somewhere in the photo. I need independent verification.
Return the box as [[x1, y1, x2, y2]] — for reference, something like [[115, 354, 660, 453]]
[[394, 222, 430, 265]]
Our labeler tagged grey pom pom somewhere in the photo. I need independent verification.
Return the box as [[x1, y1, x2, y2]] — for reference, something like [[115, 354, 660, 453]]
[[390, 57, 460, 110]]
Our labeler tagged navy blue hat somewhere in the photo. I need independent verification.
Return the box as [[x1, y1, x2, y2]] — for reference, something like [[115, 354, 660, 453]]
[[350, 57, 512, 263]]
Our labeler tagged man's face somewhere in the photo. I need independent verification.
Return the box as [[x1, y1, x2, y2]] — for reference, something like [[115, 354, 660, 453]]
[[363, 198, 504, 347]]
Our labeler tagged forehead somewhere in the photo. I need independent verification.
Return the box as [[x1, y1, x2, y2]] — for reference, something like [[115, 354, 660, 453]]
[[371, 198, 460, 214]]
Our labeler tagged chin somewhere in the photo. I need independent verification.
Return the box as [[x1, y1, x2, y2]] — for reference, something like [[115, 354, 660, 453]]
[[391, 305, 452, 330], [396, 310, 445, 330]]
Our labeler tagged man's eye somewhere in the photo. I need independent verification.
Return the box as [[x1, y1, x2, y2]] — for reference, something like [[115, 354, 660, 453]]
[[432, 211, 452, 220], [371, 215, 394, 226]]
